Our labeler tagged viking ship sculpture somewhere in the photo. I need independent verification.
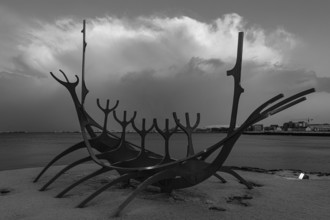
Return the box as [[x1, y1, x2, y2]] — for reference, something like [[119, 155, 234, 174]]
[[34, 20, 315, 216]]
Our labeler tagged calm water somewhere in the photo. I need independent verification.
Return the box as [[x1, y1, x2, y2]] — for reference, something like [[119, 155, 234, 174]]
[[0, 133, 330, 172]]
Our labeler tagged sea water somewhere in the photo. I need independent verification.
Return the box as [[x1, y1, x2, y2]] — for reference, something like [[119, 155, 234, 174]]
[[0, 133, 330, 172]]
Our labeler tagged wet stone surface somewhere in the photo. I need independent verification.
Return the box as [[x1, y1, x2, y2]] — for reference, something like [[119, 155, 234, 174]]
[[226, 194, 253, 207], [250, 181, 263, 187], [208, 206, 226, 211], [0, 188, 12, 196]]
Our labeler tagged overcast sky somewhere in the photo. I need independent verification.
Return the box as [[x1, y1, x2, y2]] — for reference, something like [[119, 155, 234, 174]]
[[0, 0, 330, 132]]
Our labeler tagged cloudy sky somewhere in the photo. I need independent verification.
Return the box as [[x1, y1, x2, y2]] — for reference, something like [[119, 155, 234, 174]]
[[0, 0, 329, 132]]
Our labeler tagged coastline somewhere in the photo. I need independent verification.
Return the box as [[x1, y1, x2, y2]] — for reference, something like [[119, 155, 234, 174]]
[[2, 130, 330, 136], [1, 164, 329, 219], [243, 131, 330, 136]]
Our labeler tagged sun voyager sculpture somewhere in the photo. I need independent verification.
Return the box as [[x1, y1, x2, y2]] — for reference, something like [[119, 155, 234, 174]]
[[34, 20, 315, 216]]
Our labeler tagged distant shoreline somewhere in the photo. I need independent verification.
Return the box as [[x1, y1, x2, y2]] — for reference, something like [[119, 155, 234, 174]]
[[2, 131, 330, 136], [243, 131, 330, 136]]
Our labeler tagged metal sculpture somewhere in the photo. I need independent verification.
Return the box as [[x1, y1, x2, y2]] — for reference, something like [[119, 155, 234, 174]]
[[35, 22, 242, 189], [35, 20, 315, 216]]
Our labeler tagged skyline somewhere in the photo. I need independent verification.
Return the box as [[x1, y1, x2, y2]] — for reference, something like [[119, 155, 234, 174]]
[[0, 0, 330, 131]]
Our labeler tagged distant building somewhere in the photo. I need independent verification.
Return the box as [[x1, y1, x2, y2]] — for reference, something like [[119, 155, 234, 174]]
[[210, 127, 229, 133], [247, 124, 264, 132], [205, 125, 231, 133], [308, 124, 330, 132], [265, 124, 281, 131], [270, 124, 279, 129], [282, 121, 308, 131]]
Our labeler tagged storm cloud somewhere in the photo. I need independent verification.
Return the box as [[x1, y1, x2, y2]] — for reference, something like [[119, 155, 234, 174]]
[[0, 13, 328, 131]]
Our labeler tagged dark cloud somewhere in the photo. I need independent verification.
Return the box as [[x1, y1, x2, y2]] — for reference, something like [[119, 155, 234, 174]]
[[249, 68, 330, 94], [314, 77, 330, 93], [0, 14, 328, 131], [75, 57, 231, 131]]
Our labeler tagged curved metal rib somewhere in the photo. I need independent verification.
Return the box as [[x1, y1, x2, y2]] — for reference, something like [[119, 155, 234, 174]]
[[262, 88, 315, 116], [213, 173, 227, 183], [39, 156, 92, 191], [77, 172, 144, 208], [219, 166, 253, 189], [113, 170, 176, 217], [56, 167, 112, 198], [34, 141, 86, 182]]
